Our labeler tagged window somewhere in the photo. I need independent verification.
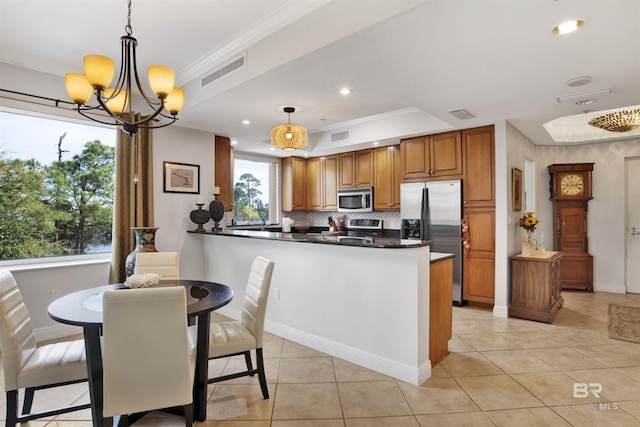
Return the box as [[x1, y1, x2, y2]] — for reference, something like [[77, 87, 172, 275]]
[[232, 154, 279, 225], [0, 109, 116, 261]]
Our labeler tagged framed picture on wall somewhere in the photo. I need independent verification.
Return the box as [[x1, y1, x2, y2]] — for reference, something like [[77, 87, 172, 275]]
[[163, 161, 200, 194], [512, 167, 522, 211]]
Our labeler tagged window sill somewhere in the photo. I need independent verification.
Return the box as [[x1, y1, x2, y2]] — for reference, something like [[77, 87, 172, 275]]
[[0, 253, 112, 272]]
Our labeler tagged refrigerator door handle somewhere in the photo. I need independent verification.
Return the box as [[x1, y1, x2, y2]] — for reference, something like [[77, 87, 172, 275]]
[[421, 188, 429, 240]]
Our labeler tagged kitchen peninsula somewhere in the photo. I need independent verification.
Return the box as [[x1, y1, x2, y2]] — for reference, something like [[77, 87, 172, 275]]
[[189, 229, 451, 386]]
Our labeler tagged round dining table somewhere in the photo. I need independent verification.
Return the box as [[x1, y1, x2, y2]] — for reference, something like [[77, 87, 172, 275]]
[[48, 279, 234, 427]]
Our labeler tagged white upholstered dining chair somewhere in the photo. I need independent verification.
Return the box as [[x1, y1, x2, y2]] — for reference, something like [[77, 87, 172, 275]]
[[0, 270, 90, 426], [208, 256, 274, 399], [102, 286, 197, 426], [134, 251, 180, 280]]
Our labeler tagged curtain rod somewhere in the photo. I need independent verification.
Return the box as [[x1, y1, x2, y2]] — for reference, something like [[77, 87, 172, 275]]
[[0, 88, 76, 109]]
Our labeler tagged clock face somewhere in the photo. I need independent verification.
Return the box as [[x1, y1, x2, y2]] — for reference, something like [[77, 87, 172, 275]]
[[560, 174, 584, 196]]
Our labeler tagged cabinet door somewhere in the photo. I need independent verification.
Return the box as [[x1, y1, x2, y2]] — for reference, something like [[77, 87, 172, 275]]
[[281, 157, 307, 211], [373, 145, 400, 210], [463, 126, 495, 207], [559, 207, 586, 253], [401, 136, 430, 181], [355, 149, 374, 187], [323, 155, 339, 210], [307, 157, 323, 210], [463, 208, 495, 304], [430, 131, 463, 178], [307, 155, 338, 211], [214, 135, 234, 211], [339, 152, 356, 188]]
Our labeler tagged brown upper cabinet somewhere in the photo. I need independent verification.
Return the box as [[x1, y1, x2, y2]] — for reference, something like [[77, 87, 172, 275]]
[[307, 155, 338, 211], [281, 157, 307, 211], [400, 131, 463, 182], [339, 150, 374, 188], [214, 135, 234, 211], [373, 145, 401, 210], [462, 126, 495, 207]]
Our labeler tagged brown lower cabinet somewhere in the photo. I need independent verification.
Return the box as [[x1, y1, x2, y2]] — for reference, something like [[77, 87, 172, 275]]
[[462, 208, 495, 305], [509, 251, 564, 323], [430, 256, 453, 366]]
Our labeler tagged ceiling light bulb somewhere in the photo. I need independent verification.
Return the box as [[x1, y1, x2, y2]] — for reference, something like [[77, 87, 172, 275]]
[[286, 132, 293, 139], [340, 88, 351, 95], [553, 20, 584, 35], [242, 120, 250, 125]]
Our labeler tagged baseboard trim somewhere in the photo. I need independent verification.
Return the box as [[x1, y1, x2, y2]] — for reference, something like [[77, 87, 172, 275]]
[[493, 304, 509, 318], [265, 319, 430, 386], [594, 282, 626, 294]]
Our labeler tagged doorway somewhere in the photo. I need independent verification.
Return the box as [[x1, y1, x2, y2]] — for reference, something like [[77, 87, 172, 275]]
[[626, 157, 640, 294]]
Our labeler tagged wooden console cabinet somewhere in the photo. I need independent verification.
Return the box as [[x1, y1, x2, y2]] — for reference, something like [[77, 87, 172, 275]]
[[509, 251, 564, 323]]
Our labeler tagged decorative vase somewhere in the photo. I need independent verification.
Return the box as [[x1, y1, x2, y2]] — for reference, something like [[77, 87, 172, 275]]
[[209, 194, 225, 233], [125, 227, 159, 277], [521, 231, 535, 256], [190, 203, 211, 232]]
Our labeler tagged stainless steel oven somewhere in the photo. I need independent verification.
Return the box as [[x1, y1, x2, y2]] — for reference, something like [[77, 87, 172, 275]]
[[337, 187, 373, 213]]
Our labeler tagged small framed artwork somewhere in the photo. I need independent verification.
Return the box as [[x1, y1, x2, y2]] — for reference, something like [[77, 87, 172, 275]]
[[163, 161, 200, 194], [512, 167, 522, 211]]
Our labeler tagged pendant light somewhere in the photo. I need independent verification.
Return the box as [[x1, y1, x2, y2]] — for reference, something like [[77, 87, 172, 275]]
[[588, 109, 640, 132], [271, 107, 308, 150], [64, 0, 184, 136]]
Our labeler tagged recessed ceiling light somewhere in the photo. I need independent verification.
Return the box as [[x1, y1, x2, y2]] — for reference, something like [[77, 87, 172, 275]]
[[242, 119, 250, 125], [373, 141, 379, 146], [553, 20, 584, 35], [269, 147, 275, 151], [230, 140, 238, 145], [340, 88, 351, 96]]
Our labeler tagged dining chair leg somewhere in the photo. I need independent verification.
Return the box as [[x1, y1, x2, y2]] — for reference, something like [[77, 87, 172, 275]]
[[184, 403, 194, 427], [6, 390, 18, 427], [256, 348, 269, 399], [243, 351, 254, 374], [22, 387, 35, 414]]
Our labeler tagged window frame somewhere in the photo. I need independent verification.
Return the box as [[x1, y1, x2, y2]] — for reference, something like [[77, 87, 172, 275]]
[[0, 106, 116, 265], [232, 152, 280, 225]]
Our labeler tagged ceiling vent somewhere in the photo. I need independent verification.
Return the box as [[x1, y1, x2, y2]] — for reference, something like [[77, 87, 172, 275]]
[[448, 109, 474, 120], [201, 54, 246, 87], [331, 130, 350, 142]]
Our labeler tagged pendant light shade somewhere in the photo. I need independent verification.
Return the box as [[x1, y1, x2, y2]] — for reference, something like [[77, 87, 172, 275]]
[[271, 107, 308, 150], [588, 109, 640, 132]]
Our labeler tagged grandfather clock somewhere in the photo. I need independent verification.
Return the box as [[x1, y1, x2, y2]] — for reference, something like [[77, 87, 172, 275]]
[[548, 163, 594, 292]]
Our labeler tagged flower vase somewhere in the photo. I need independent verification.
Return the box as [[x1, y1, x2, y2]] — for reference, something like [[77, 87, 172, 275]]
[[125, 227, 159, 277], [521, 231, 534, 256]]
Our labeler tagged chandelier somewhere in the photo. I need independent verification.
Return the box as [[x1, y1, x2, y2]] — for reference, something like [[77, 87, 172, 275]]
[[271, 107, 308, 150], [588, 109, 640, 133], [64, 0, 183, 136]]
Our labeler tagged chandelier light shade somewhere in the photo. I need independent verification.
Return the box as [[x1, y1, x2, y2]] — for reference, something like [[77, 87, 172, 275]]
[[271, 107, 308, 150], [64, 0, 184, 136], [588, 109, 640, 132]]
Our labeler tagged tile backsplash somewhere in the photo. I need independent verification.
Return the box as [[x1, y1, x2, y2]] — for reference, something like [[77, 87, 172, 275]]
[[283, 211, 401, 230]]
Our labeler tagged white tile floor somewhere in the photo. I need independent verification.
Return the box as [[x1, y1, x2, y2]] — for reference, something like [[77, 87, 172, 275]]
[[2, 290, 639, 426]]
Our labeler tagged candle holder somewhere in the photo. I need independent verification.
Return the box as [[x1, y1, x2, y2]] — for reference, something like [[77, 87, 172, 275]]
[[189, 203, 211, 232], [209, 194, 225, 233]]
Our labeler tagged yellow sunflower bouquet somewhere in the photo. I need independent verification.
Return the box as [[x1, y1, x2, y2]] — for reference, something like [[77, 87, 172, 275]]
[[518, 211, 539, 233]]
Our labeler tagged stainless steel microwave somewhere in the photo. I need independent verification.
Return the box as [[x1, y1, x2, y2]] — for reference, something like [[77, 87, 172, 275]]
[[337, 187, 373, 212]]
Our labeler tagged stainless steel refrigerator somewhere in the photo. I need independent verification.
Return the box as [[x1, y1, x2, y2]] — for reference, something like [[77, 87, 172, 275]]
[[400, 180, 464, 305]]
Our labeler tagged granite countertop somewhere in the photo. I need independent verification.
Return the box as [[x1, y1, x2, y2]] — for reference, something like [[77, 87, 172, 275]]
[[430, 252, 455, 263], [188, 229, 429, 249]]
